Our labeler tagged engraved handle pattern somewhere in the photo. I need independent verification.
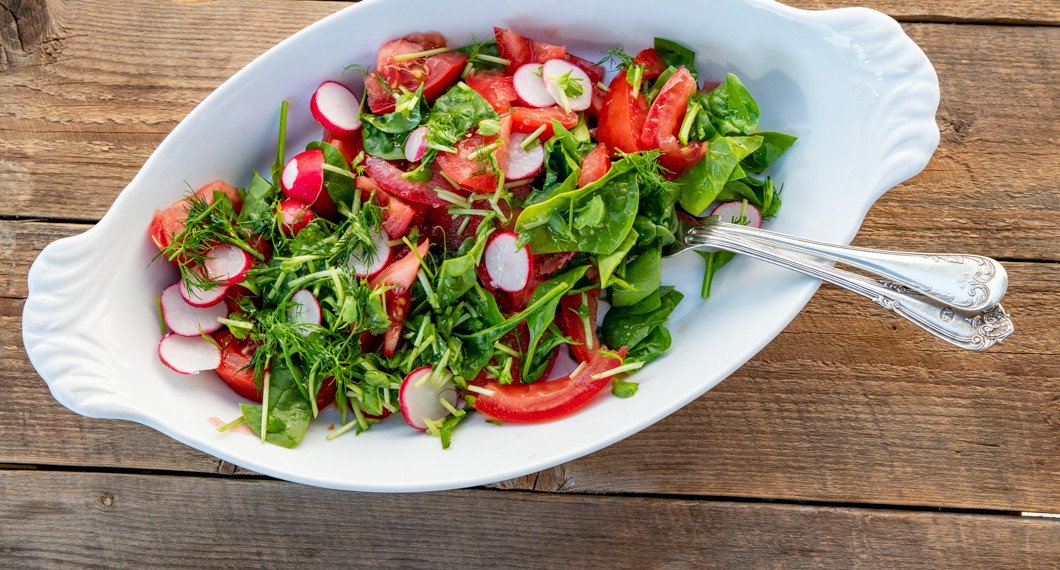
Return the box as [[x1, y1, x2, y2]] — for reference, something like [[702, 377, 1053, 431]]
[[698, 222, 1008, 312]]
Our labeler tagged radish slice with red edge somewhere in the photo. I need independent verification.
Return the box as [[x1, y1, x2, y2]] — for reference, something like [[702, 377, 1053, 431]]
[[542, 59, 592, 112], [710, 201, 763, 228], [310, 80, 362, 135], [399, 366, 459, 430], [505, 133, 545, 180], [161, 282, 228, 336], [279, 198, 315, 236], [403, 126, 428, 162], [288, 289, 322, 337], [204, 243, 252, 285], [158, 332, 221, 374], [281, 149, 325, 204], [347, 228, 392, 278], [179, 279, 229, 308], [482, 231, 532, 292], [512, 63, 556, 108]]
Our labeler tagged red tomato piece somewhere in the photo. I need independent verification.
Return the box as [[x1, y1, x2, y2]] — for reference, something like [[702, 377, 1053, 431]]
[[365, 34, 468, 114], [363, 156, 447, 207], [323, 128, 363, 167], [472, 347, 626, 423], [355, 176, 418, 239], [657, 138, 707, 177], [577, 143, 611, 187], [435, 135, 500, 193], [639, 66, 696, 150], [556, 289, 601, 363], [369, 240, 430, 356], [212, 330, 336, 410], [597, 73, 648, 155], [565, 53, 605, 84], [494, 27, 533, 73], [534, 251, 577, 280], [632, 48, 667, 80], [530, 40, 566, 62], [510, 106, 578, 140], [466, 71, 518, 112], [149, 180, 243, 253]]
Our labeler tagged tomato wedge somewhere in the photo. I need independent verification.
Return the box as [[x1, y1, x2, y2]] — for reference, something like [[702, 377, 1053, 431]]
[[639, 67, 705, 175], [578, 143, 611, 187], [365, 34, 468, 114], [556, 289, 601, 363], [510, 106, 578, 140], [472, 347, 626, 423], [493, 27, 566, 73], [597, 73, 648, 155], [355, 176, 418, 239], [149, 180, 242, 253], [466, 70, 518, 112], [212, 330, 336, 409], [363, 156, 447, 207], [632, 48, 667, 80], [369, 240, 430, 357], [436, 135, 500, 193]]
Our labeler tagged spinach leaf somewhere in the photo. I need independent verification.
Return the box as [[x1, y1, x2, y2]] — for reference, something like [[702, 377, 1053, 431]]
[[516, 157, 640, 255], [626, 325, 671, 363], [435, 224, 494, 306], [697, 250, 736, 299], [676, 137, 739, 215], [240, 362, 313, 449], [238, 171, 277, 226], [707, 73, 760, 135], [597, 228, 638, 289], [360, 85, 427, 160], [306, 141, 357, 208], [425, 82, 498, 151], [631, 215, 676, 251], [601, 286, 683, 350], [531, 121, 589, 201], [742, 131, 797, 174], [612, 246, 662, 307], [654, 37, 698, 79], [611, 379, 640, 398], [522, 266, 588, 378], [716, 176, 780, 218], [361, 121, 410, 160], [685, 94, 718, 142], [522, 327, 572, 384]]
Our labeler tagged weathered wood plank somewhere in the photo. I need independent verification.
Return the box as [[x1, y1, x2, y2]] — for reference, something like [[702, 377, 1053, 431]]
[[4, 244, 1057, 510], [0, 1, 1056, 259], [0, 470, 1056, 568]]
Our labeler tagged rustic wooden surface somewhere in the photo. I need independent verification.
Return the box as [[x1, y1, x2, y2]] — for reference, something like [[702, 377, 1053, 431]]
[[1, 0, 1057, 566]]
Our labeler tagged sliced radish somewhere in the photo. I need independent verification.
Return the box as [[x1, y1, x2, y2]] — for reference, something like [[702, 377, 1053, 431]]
[[279, 198, 315, 236], [482, 231, 532, 292], [710, 201, 763, 228], [310, 80, 362, 135], [512, 63, 556, 108], [161, 282, 228, 336], [179, 279, 229, 308], [281, 149, 325, 204], [204, 243, 252, 285], [399, 366, 459, 430], [403, 126, 428, 162], [542, 59, 592, 112], [288, 289, 322, 337], [505, 133, 546, 180], [347, 227, 392, 278], [158, 332, 222, 374]]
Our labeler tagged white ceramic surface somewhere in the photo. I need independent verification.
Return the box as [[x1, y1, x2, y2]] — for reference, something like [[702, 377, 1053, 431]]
[[22, 0, 939, 491]]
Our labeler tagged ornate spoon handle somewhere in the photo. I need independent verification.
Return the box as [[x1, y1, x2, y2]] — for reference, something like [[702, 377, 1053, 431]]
[[700, 221, 1008, 312], [692, 233, 1014, 351]]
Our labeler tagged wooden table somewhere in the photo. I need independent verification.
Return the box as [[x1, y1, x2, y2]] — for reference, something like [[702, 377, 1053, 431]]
[[1, 0, 1057, 566]]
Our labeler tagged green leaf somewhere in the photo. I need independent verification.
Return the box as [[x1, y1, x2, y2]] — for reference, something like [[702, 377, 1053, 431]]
[[697, 250, 736, 299], [435, 224, 494, 306], [522, 266, 589, 378], [361, 121, 410, 160], [597, 228, 638, 289], [306, 141, 357, 208], [516, 157, 640, 255], [653, 37, 698, 79], [425, 82, 498, 150], [238, 171, 277, 226], [676, 137, 741, 215], [601, 287, 683, 350], [612, 246, 662, 307], [626, 326, 671, 363], [707, 73, 760, 135], [240, 363, 312, 449], [611, 379, 640, 398], [742, 131, 797, 174]]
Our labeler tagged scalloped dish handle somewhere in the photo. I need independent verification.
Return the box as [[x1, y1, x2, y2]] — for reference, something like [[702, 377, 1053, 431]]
[[23, 228, 139, 420]]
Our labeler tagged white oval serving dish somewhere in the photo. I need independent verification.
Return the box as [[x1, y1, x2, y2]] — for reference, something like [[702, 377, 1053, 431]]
[[23, 0, 939, 491]]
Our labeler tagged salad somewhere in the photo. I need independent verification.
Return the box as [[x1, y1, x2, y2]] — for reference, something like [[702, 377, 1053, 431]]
[[149, 28, 796, 448]]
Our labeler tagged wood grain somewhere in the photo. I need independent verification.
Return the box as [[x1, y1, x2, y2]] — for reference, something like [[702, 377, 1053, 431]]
[[0, 470, 1057, 568], [0, 1, 1057, 259], [3, 215, 1056, 511]]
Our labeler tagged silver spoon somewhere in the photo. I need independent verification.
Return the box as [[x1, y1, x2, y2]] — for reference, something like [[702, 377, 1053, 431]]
[[665, 217, 1014, 351]]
